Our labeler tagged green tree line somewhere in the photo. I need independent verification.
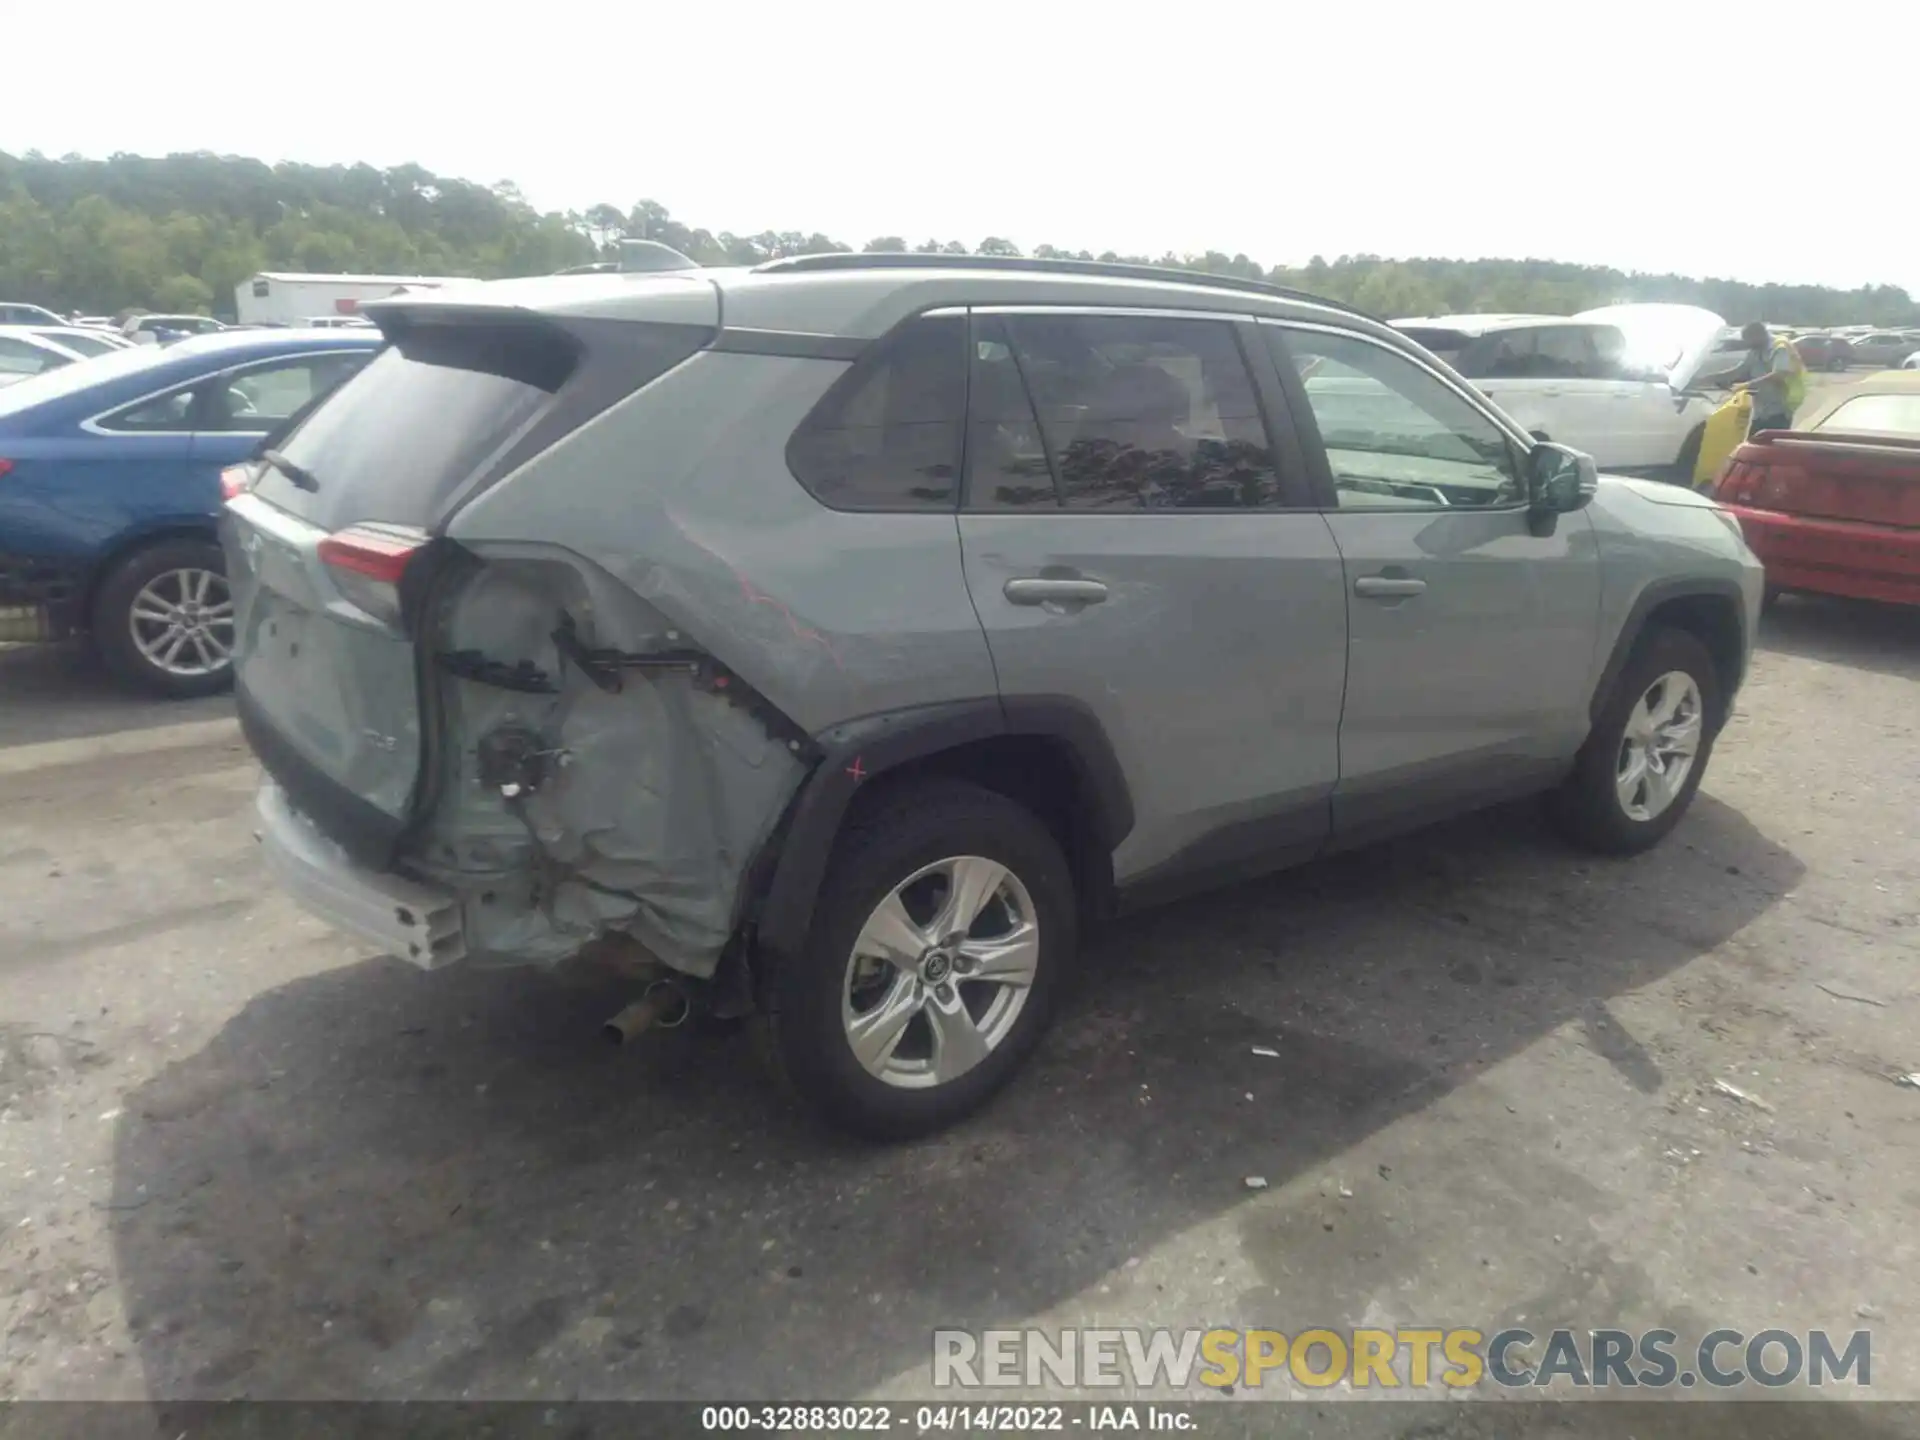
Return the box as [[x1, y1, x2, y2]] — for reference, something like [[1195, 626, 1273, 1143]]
[[3, 150, 1914, 327]]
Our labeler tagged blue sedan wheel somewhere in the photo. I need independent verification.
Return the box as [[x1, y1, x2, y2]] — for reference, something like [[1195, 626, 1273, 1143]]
[[93, 538, 236, 698]]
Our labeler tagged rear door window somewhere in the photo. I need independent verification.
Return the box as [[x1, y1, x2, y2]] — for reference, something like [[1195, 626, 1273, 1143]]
[[967, 312, 1287, 510], [786, 315, 965, 511]]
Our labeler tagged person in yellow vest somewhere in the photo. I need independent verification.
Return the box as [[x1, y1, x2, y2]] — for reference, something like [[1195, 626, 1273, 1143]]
[[1712, 322, 1807, 434]]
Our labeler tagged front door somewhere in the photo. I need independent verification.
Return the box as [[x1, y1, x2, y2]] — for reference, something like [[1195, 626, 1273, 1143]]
[[1265, 323, 1603, 843], [957, 308, 1350, 893]]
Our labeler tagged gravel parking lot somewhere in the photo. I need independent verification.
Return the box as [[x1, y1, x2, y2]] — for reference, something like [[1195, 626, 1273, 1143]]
[[2, 402, 1917, 1430]]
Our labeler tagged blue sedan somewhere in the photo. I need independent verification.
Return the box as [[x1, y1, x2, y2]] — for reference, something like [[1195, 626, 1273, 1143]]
[[0, 329, 380, 695]]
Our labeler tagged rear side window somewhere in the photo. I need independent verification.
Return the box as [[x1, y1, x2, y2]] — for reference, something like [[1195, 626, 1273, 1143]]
[[786, 315, 964, 511], [969, 312, 1285, 510], [256, 320, 589, 530], [97, 389, 197, 433]]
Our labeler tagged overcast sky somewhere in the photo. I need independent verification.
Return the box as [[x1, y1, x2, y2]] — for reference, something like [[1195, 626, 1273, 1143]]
[[8, 0, 1915, 292]]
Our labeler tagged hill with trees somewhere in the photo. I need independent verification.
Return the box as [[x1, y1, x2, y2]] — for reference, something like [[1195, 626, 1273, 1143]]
[[3, 150, 1914, 326]]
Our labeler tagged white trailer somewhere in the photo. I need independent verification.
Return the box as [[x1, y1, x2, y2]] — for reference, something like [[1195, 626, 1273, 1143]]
[[235, 272, 467, 326]]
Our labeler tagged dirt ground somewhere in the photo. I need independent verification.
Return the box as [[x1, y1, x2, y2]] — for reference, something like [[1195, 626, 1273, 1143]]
[[2, 536, 1918, 1431]]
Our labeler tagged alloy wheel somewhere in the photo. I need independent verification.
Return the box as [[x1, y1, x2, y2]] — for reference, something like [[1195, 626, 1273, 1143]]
[[129, 567, 234, 677], [1615, 670, 1703, 822], [841, 855, 1040, 1090]]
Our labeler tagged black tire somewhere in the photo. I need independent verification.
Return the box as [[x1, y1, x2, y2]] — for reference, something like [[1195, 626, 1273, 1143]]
[[1761, 584, 1783, 614], [1674, 426, 1704, 487], [92, 538, 235, 699], [760, 778, 1076, 1140], [1551, 627, 1722, 856], [1829, 357, 1847, 372]]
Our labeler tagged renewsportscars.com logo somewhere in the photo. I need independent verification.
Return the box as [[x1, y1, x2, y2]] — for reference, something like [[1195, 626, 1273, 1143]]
[[933, 1327, 1872, 1391]]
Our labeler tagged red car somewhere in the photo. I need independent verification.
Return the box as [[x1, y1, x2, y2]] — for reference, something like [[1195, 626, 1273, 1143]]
[[1788, 332, 1853, 371], [1713, 373, 1920, 607]]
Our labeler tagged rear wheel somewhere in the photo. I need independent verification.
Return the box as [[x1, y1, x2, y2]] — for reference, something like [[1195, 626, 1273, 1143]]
[[1551, 627, 1721, 855], [92, 538, 235, 698], [761, 779, 1075, 1140]]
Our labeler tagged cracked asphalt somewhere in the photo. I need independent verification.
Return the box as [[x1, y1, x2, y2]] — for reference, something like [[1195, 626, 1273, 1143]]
[[1, 586, 1918, 1435]]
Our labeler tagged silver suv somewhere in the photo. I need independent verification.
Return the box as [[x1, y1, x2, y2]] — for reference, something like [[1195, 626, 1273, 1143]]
[[225, 253, 1762, 1139]]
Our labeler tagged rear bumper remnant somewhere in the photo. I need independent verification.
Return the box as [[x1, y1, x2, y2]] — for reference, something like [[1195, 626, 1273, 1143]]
[[256, 781, 465, 968]]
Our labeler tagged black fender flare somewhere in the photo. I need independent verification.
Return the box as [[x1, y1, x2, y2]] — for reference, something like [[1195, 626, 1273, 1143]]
[[1588, 575, 1749, 724], [749, 695, 1133, 968]]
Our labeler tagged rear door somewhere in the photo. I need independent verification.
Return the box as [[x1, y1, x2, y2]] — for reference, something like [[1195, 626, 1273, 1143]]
[[1264, 322, 1602, 842], [956, 307, 1349, 893]]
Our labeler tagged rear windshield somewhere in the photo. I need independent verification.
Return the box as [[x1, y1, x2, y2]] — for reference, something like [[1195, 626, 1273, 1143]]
[[255, 321, 578, 531]]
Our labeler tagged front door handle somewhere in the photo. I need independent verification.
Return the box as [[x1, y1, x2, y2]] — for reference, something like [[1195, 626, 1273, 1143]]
[[1004, 577, 1109, 606], [1354, 575, 1427, 598]]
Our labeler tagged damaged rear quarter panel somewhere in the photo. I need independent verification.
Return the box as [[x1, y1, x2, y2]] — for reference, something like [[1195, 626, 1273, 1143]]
[[416, 549, 808, 977], [423, 349, 998, 977]]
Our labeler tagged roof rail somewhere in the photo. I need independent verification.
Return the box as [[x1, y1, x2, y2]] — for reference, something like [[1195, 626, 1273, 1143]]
[[751, 251, 1369, 317]]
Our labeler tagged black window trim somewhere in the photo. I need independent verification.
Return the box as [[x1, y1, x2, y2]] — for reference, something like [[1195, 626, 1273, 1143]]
[[1259, 318, 1535, 515], [958, 303, 1318, 515]]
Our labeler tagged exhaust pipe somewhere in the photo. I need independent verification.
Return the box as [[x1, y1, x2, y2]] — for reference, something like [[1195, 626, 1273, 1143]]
[[603, 980, 690, 1045]]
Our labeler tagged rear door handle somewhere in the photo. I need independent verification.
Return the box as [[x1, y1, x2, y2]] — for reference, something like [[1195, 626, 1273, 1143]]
[[1354, 575, 1427, 598], [1004, 577, 1109, 606]]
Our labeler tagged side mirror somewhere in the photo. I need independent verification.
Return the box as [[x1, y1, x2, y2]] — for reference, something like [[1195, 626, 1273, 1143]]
[[1526, 441, 1598, 523]]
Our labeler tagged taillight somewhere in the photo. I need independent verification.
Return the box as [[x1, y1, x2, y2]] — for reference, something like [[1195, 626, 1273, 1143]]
[[318, 524, 426, 627], [1715, 461, 1751, 503], [220, 465, 253, 501], [0, 458, 13, 481]]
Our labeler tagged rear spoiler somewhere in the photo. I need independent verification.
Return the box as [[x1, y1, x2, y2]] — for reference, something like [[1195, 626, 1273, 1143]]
[[1750, 429, 1920, 456]]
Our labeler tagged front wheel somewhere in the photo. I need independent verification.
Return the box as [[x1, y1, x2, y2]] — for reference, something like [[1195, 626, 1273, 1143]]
[[92, 538, 235, 698], [761, 779, 1076, 1140], [1551, 627, 1722, 855]]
